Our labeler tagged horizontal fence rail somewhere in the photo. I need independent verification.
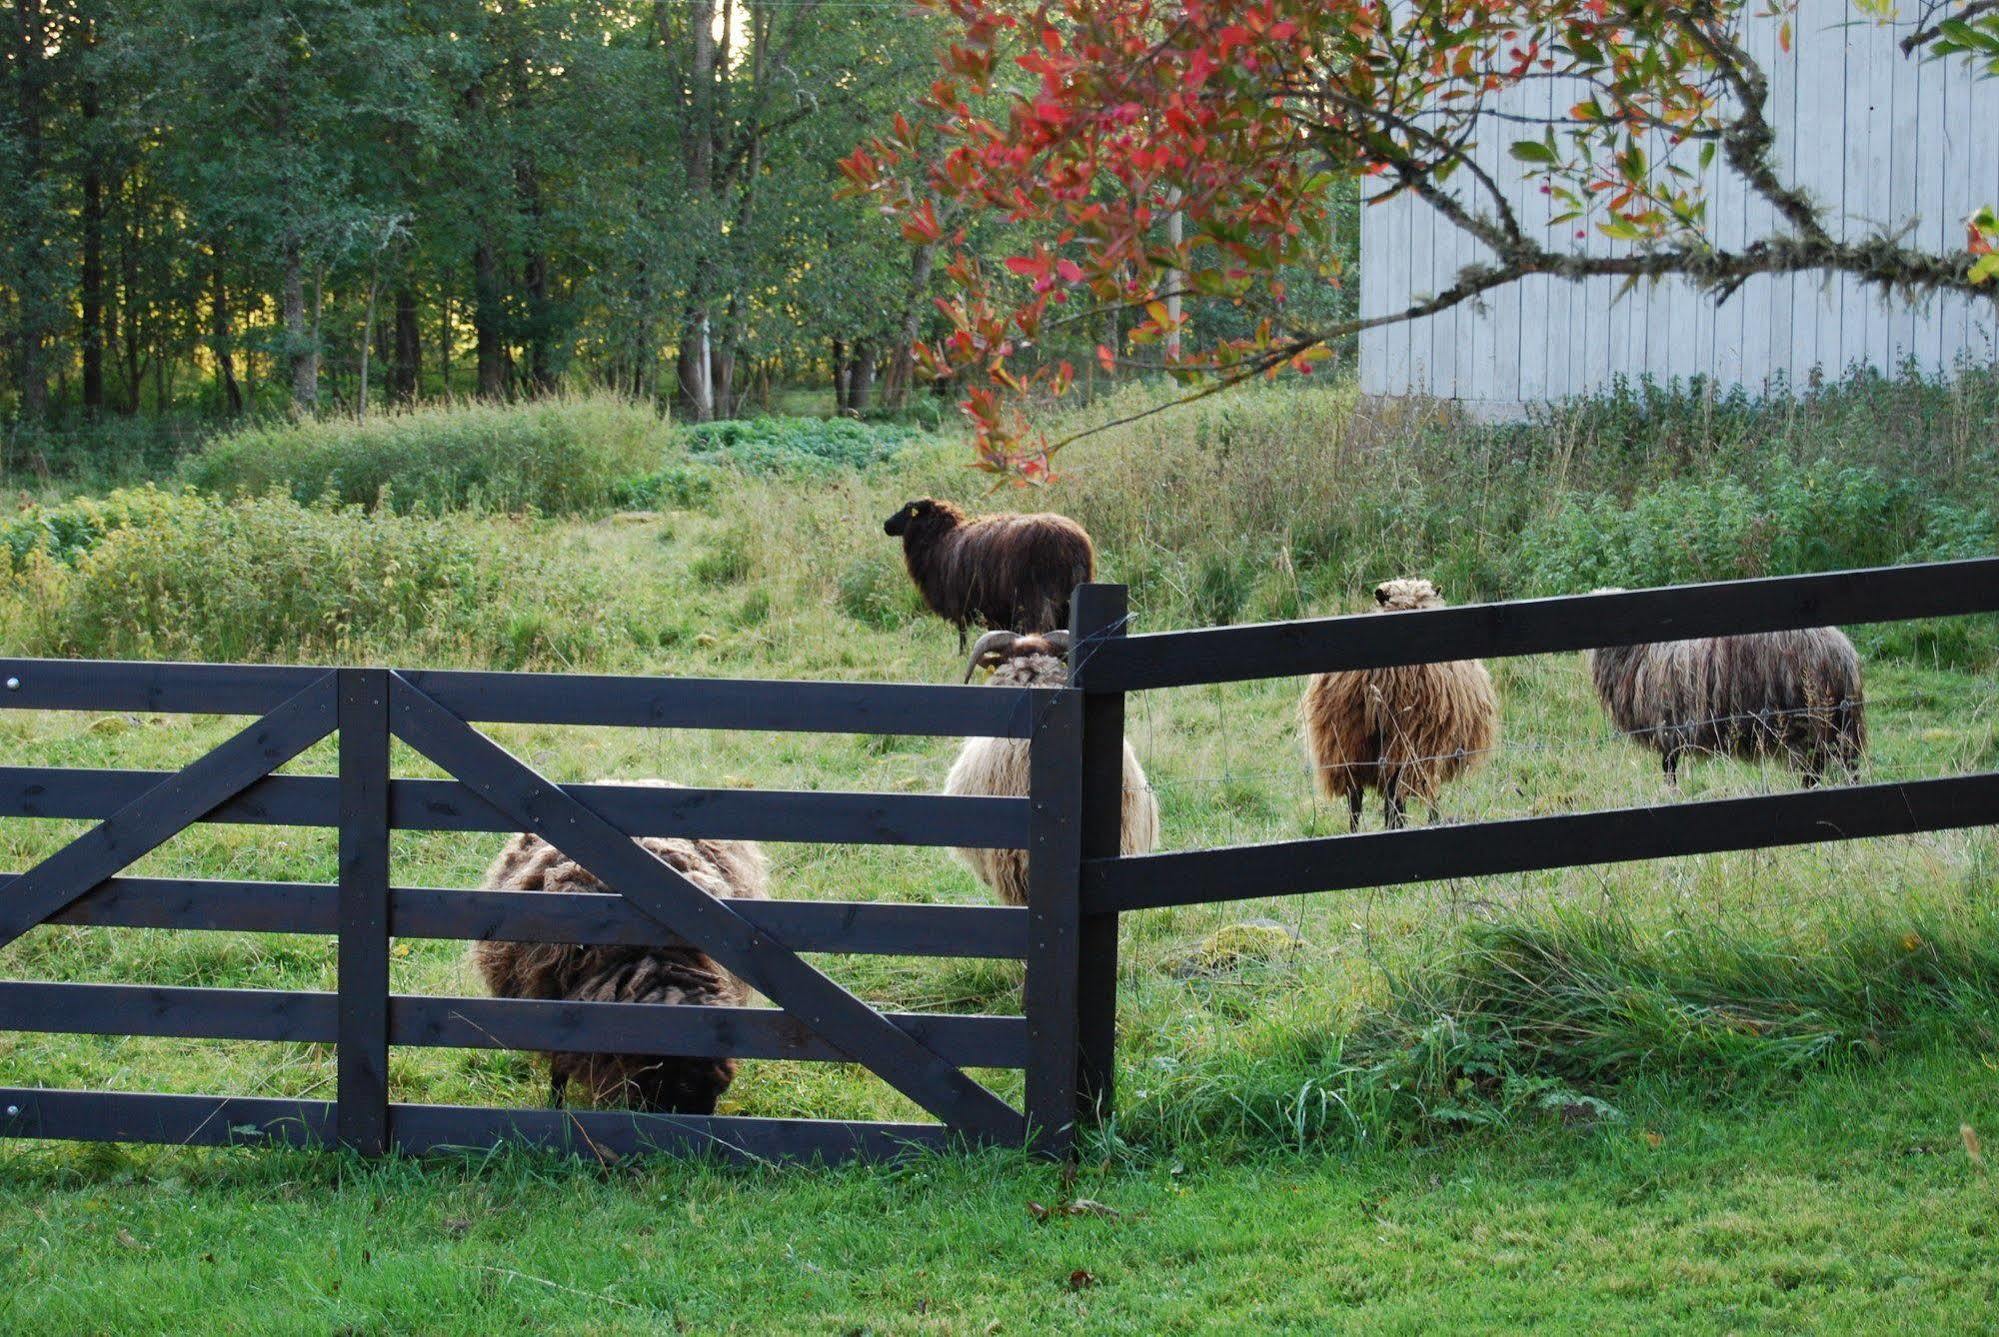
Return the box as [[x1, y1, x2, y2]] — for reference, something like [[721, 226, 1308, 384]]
[[0, 1090, 956, 1164], [0, 982, 1029, 1068], [1085, 771, 1999, 912], [38, 878, 1030, 959], [0, 659, 1046, 738], [1080, 558, 1999, 691], [0, 769, 1030, 848]]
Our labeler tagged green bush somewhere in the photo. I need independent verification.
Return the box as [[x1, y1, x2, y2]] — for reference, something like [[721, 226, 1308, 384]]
[[182, 395, 670, 515], [1517, 460, 1930, 594], [681, 416, 914, 474], [4, 413, 211, 490], [0, 485, 199, 571], [4, 490, 637, 668], [610, 463, 717, 511]]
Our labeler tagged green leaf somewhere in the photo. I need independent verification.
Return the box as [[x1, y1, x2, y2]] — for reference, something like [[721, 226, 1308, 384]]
[[1510, 140, 1559, 165], [1970, 253, 1999, 286]]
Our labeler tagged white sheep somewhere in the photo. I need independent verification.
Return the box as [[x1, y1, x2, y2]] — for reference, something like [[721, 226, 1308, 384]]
[[944, 630, 1160, 905]]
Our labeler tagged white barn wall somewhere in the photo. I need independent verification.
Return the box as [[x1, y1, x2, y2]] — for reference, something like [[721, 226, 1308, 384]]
[[1360, 4, 1999, 414]]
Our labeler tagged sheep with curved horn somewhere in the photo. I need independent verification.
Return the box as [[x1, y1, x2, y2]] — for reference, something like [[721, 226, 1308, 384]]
[[944, 630, 1160, 905]]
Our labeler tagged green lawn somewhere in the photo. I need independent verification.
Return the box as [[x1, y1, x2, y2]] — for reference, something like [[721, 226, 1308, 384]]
[[1, 1046, 1993, 1332]]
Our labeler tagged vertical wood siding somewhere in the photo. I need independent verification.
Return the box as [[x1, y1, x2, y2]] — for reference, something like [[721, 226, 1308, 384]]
[[1360, 6, 1999, 414]]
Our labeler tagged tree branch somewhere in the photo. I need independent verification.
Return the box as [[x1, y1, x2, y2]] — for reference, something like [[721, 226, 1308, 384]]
[[1900, 0, 1999, 55], [1670, 9, 1833, 246]]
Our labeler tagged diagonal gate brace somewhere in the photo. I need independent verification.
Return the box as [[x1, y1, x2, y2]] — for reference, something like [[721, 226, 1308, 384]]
[[0, 672, 339, 949], [385, 672, 1026, 1143]]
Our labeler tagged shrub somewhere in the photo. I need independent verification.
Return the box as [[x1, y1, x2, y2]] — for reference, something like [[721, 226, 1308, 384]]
[[3, 490, 638, 669], [681, 416, 915, 474], [5, 413, 211, 490], [1517, 460, 1927, 595], [610, 463, 717, 511], [182, 395, 670, 515], [0, 485, 201, 571]]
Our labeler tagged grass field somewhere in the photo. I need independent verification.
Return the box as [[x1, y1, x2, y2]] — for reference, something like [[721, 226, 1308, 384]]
[[0, 379, 1995, 1330], [1, 1046, 1995, 1332]]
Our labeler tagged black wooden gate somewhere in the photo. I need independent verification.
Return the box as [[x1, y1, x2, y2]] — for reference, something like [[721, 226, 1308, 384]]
[[0, 662, 1089, 1161]]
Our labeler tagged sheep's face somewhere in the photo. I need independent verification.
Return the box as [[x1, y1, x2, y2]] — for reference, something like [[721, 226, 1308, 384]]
[[1372, 578, 1444, 612], [884, 498, 937, 537]]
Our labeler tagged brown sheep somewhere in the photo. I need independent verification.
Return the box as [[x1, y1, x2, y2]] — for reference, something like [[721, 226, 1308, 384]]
[[883, 498, 1096, 650], [468, 784, 769, 1115], [944, 630, 1160, 905], [1299, 579, 1500, 831], [1588, 616, 1866, 786]]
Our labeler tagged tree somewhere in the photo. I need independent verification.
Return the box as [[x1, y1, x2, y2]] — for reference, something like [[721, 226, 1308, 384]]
[[0, 0, 961, 432], [2, 0, 62, 418], [846, 0, 1999, 480]]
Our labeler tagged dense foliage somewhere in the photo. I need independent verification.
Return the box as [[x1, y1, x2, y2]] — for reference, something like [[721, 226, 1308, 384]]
[[0, 0, 956, 434], [182, 395, 670, 513]]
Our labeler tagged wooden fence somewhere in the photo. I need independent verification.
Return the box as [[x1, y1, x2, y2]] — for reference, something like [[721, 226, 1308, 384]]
[[0, 663, 1085, 1162], [0, 556, 1995, 1161], [1059, 558, 1999, 1116]]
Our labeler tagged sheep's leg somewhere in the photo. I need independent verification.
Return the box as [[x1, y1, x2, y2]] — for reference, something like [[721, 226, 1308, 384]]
[[549, 1068, 569, 1108], [1383, 772, 1405, 830], [1347, 785, 1364, 834], [957, 624, 968, 655], [1661, 745, 1681, 789]]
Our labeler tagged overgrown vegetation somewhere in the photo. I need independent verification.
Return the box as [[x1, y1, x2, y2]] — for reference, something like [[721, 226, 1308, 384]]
[[681, 415, 918, 474], [0, 487, 658, 668], [181, 395, 672, 515], [1044, 365, 1999, 631]]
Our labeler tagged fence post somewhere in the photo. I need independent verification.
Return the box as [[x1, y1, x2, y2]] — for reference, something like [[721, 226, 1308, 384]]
[[1067, 583, 1128, 1125], [336, 668, 391, 1156], [1023, 683, 1084, 1156]]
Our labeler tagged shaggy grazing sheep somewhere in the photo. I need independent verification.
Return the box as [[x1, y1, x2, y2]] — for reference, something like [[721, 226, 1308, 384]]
[[469, 783, 769, 1114], [1587, 614, 1866, 786], [944, 630, 1160, 905], [883, 498, 1096, 650], [1299, 579, 1500, 831]]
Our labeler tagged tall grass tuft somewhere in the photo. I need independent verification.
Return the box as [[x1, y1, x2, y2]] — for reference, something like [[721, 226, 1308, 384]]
[[181, 395, 672, 515], [1112, 906, 1999, 1155], [0, 488, 663, 669]]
